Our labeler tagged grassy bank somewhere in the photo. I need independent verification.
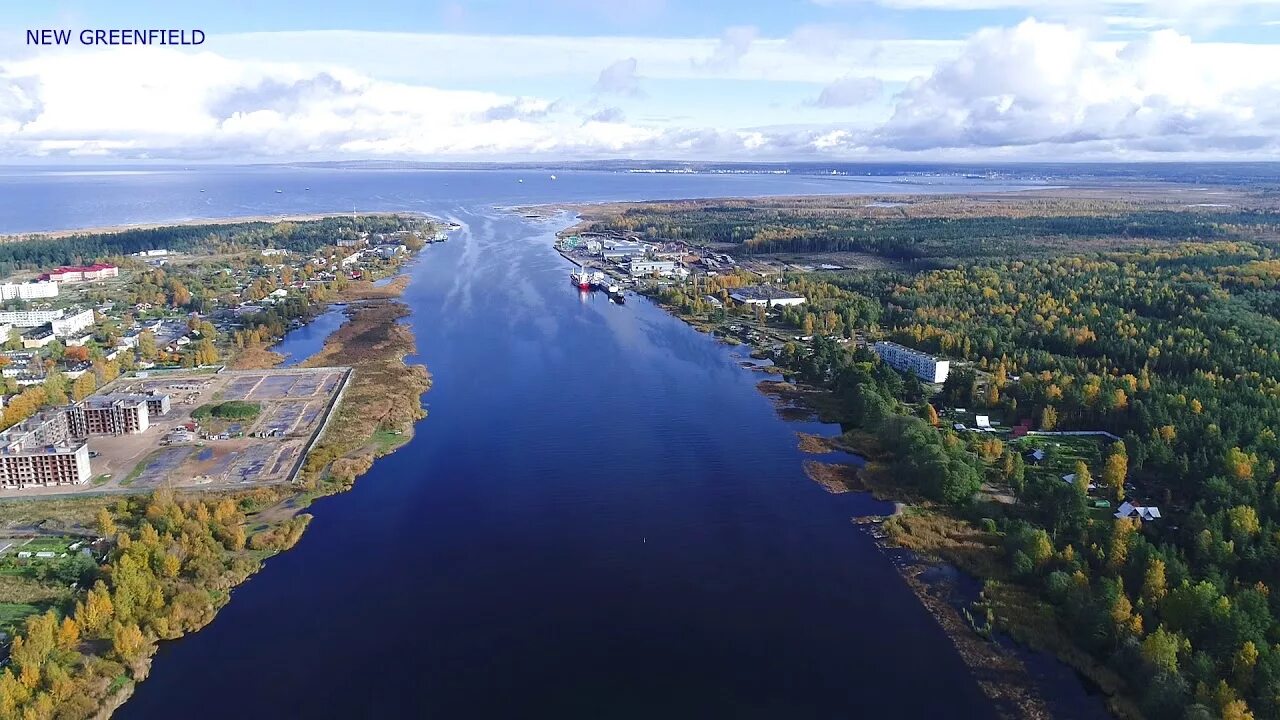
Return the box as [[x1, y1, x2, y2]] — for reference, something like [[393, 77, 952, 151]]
[[0, 276, 430, 717]]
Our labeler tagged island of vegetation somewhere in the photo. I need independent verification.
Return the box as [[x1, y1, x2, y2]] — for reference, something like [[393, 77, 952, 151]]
[[569, 188, 1280, 720], [0, 214, 437, 718]]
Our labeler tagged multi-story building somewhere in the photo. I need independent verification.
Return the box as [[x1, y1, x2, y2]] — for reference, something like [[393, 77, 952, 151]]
[[0, 309, 65, 328], [41, 264, 119, 283], [50, 309, 95, 337], [0, 391, 170, 488], [0, 282, 58, 301], [0, 409, 89, 488], [67, 394, 152, 436], [143, 392, 171, 418], [872, 341, 951, 384]]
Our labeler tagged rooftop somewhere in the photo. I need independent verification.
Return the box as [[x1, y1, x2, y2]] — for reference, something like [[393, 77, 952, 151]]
[[729, 285, 806, 301], [873, 340, 945, 362]]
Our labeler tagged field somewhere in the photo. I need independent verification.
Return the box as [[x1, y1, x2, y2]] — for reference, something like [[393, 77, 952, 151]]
[[8, 368, 351, 498]]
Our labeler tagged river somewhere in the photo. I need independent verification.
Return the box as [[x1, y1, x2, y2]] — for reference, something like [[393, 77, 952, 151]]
[[0, 168, 1089, 717]]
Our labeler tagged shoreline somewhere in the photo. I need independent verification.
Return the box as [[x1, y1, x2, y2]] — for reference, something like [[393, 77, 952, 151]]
[[634, 270, 1111, 719], [0, 221, 433, 719], [0, 210, 431, 240]]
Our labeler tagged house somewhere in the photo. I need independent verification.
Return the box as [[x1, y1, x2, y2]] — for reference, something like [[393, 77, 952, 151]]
[[372, 244, 407, 259], [1027, 449, 1046, 464], [975, 415, 992, 429], [1114, 501, 1162, 521]]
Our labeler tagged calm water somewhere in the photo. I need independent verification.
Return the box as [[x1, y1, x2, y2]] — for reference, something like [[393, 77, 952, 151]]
[[271, 306, 348, 367], [0, 169, 1090, 718]]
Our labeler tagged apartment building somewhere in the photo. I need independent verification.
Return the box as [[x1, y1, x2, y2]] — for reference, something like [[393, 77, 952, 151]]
[[0, 409, 90, 488], [872, 341, 951, 384], [0, 282, 58, 301], [67, 394, 152, 436]]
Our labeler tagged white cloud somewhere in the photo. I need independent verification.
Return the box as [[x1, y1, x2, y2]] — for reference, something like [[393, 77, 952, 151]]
[[213, 31, 949, 86], [811, 76, 884, 107], [868, 19, 1280, 154], [0, 23, 1277, 161], [592, 58, 643, 95], [693, 26, 759, 71]]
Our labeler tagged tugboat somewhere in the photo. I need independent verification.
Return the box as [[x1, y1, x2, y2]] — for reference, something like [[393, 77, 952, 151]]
[[608, 284, 625, 303]]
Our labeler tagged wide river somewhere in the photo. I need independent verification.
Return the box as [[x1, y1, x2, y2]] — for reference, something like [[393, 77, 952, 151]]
[[0, 168, 1096, 717]]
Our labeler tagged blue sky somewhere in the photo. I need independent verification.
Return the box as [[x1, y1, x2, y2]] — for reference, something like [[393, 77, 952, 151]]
[[1, 0, 1278, 161]]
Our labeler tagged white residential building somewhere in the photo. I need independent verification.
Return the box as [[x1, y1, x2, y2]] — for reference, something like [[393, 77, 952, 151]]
[[50, 309, 95, 337], [0, 309, 65, 328], [0, 282, 58, 301], [872, 341, 951, 383]]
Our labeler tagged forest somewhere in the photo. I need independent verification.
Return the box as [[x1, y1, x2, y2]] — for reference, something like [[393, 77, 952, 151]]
[[0, 215, 422, 276], [0, 487, 308, 719], [648, 209, 1280, 718], [774, 240, 1280, 720], [580, 196, 1280, 263]]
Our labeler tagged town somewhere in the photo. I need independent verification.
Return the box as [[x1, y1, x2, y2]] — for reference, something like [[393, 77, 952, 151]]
[[0, 214, 441, 493]]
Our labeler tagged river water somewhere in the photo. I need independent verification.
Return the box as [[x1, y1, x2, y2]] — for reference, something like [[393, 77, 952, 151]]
[[0, 168, 1084, 717]]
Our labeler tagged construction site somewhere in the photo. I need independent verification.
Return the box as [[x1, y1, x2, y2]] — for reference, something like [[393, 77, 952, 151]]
[[2, 367, 351, 496]]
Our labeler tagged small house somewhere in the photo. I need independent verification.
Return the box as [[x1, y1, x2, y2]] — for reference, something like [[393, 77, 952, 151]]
[[1114, 501, 1162, 521]]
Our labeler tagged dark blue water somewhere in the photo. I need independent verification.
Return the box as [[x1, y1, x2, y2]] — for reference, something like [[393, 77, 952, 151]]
[[271, 306, 348, 367], [1, 169, 1064, 717]]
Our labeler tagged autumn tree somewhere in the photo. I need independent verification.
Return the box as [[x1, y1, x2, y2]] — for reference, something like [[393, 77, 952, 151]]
[[111, 622, 146, 663], [71, 371, 97, 402], [1073, 459, 1092, 496], [1143, 557, 1169, 606], [1040, 405, 1058, 431], [1102, 441, 1127, 502]]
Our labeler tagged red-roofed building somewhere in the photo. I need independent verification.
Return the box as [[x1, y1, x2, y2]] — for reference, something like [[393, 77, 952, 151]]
[[41, 264, 119, 283]]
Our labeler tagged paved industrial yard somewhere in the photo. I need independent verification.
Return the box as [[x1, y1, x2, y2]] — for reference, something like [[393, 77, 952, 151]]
[[10, 367, 350, 497]]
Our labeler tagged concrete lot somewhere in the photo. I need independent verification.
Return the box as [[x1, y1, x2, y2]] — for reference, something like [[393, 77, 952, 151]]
[[7, 367, 350, 498]]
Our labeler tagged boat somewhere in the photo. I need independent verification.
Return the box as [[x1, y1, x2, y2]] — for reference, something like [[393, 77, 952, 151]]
[[608, 285, 625, 303], [570, 268, 592, 289], [274, 189, 283, 193], [550, 174, 557, 180]]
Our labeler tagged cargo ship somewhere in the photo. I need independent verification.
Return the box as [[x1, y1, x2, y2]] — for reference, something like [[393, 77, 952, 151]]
[[571, 268, 604, 289]]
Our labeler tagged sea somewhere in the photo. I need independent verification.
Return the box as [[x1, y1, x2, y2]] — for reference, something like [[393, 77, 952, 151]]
[[0, 166, 1109, 718]]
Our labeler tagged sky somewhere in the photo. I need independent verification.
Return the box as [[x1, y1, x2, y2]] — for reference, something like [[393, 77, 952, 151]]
[[0, 0, 1278, 162]]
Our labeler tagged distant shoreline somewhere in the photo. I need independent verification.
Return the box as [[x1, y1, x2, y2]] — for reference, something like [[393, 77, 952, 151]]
[[0, 210, 429, 240]]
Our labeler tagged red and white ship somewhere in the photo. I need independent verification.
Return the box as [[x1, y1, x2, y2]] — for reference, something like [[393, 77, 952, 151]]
[[570, 267, 604, 289]]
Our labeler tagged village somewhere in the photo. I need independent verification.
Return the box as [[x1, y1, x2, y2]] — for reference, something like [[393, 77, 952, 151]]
[[0, 215, 441, 494]]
